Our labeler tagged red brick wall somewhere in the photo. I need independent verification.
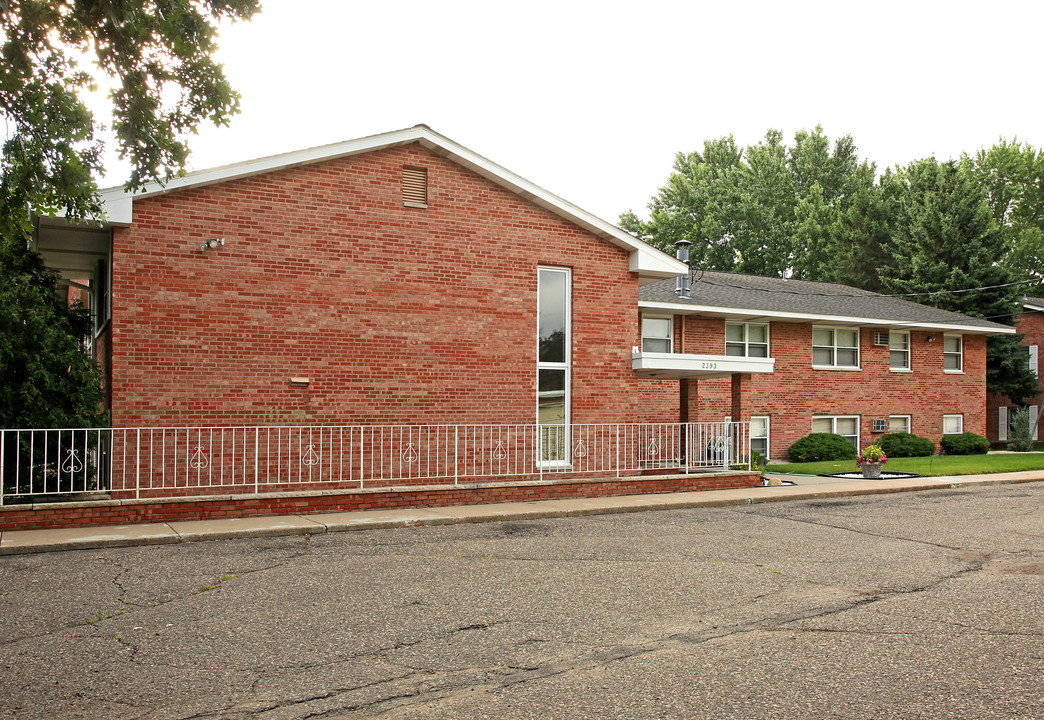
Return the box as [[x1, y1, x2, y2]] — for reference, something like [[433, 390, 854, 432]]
[[110, 144, 645, 427], [986, 308, 1044, 442], [638, 314, 989, 458]]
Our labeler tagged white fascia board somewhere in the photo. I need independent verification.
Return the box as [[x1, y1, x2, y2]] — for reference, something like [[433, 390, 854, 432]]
[[96, 124, 685, 279], [638, 301, 1016, 335], [1023, 303, 1044, 313]]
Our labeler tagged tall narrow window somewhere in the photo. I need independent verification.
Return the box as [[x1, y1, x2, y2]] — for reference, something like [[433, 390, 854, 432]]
[[538, 267, 570, 464]]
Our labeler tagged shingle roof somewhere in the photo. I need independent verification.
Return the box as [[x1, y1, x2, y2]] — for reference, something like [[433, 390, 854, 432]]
[[639, 271, 1013, 332], [1024, 296, 1044, 308]]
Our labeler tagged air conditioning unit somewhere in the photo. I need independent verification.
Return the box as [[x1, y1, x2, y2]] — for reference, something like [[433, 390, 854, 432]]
[[874, 332, 890, 347], [872, 418, 888, 433]]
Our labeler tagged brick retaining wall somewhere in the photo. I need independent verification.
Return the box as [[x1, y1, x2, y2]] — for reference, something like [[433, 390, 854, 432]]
[[0, 471, 760, 532]]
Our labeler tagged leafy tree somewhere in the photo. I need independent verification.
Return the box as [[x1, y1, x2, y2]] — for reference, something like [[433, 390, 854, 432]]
[[966, 139, 1044, 279], [621, 126, 876, 280], [1, 0, 260, 428], [877, 158, 1038, 402]]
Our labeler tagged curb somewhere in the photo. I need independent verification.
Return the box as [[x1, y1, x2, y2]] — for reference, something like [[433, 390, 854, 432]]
[[1, 473, 1042, 556]]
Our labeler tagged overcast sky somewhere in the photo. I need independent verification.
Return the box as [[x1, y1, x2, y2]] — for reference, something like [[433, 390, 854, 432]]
[[100, 0, 1044, 224]]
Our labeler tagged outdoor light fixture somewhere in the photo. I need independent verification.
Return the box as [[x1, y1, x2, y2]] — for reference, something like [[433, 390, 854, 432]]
[[927, 335, 936, 342], [199, 237, 225, 252]]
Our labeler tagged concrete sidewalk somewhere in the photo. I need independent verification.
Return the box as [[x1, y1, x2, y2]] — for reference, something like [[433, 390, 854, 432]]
[[2, 470, 1043, 555]]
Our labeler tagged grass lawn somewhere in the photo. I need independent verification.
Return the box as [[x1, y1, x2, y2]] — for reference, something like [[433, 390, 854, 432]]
[[766, 453, 1044, 478]]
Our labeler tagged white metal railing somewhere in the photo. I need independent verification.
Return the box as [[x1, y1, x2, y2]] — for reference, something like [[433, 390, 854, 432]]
[[0, 422, 750, 503]]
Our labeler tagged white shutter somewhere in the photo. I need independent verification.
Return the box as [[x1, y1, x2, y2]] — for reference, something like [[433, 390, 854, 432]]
[[1030, 345, 1039, 377], [1031, 406, 1039, 441], [999, 407, 1008, 442]]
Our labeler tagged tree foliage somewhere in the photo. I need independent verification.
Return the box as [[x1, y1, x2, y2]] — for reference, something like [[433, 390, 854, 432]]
[[0, 238, 104, 427], [1, 0, 260, 428], [620, 126, 876, 280], [966, 140, 1044, 279], [625, 129, 1043, 402]]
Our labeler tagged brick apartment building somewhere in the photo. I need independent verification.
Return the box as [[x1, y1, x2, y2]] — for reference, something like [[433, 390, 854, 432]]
[[34, 126, 1014, 460]]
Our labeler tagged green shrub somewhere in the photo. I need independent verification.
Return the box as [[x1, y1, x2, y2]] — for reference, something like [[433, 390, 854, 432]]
[[787, 433, 856, 462], [1007, 407, 1035, 452], [878, 432, 936, 458], [940, 432, 990, 455]]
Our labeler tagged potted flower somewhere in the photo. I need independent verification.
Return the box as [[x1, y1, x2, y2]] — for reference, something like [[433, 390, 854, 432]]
[[857, 444, 888, 478]]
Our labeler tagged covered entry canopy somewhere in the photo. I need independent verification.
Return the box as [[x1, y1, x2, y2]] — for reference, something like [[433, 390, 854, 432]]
[[632, 350, 775, 379]]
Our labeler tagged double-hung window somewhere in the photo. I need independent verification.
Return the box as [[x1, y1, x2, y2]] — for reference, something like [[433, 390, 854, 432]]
[[889, 331, 910, 370], [641, 316, 673, 353], [750, 416, 770, 459], [725, 323, 769, 357], [812, 415, 859, 448], [538, 267, 570, 464], [944, 334, 963, 372], [812, 327, 859, 369]]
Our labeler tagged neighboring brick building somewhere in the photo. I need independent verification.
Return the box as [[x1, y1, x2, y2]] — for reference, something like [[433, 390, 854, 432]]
[[635, 272, 1012, 459], [986, 298, 1044, 443]]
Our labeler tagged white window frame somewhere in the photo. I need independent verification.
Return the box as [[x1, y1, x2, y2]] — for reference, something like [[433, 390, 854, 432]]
[[537, 266, 571, 466], [725, 322, 770, 358], [812, 326, 860, 370], [889, 331, 910, 371], [942, 414, 964, 435], [888, 415, 911, 434], [943, 334, 963, 373], [812, 415, 860, 449], [641, 315, 673, 353], [750, 415, 770, 459]]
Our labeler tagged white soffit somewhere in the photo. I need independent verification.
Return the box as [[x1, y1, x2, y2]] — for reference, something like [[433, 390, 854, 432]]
[[97, 125, 686, 279], [1023, 302, 1044, 313], [638, 300, 1016, 335]]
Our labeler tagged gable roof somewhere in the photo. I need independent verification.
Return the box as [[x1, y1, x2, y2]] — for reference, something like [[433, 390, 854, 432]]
[[96, 124, 685, 282], [639, 271, 1015, 334]]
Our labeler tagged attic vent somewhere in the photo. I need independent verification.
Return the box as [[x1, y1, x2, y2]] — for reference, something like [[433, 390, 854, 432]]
[[402, 166, 427, 208], [872, 418, 888, 433], [874, 331, 890, 346]]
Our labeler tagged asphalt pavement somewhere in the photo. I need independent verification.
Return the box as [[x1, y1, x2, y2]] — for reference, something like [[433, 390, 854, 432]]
[[2, 469, 1043, 555], [1, 476, 1041, 720]]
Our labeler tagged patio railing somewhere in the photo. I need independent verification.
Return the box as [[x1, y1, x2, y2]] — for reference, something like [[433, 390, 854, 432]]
[[0, 422, 750, 503]]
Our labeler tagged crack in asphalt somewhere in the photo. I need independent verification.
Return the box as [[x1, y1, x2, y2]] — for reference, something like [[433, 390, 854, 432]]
[[0, 534, 316, 648]]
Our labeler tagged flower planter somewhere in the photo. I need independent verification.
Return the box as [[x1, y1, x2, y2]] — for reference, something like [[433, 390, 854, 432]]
[[860, 462, 884, 479]]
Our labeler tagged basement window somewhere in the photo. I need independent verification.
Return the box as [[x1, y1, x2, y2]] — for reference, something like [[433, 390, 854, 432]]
[[402, 166, 428, 208]]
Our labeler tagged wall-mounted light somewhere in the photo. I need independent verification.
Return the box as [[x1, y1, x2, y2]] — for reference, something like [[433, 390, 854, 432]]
[[288, 377, 310, 388], [199, 237, 225, 252], [927, 335, 936, 342]]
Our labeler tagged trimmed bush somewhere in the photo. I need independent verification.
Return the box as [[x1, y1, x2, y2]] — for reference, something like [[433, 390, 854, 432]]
[[787, 433, 857, 462], [940, 432, 990, 455], [878, 432, 936, 458]]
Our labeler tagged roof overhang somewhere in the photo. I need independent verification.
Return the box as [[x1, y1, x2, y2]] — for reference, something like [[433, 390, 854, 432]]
[[1024, 302, 1044, 313], [92, 125, 686, 281], [639, 301, 1016, 335], [633, 351, 776, 379]]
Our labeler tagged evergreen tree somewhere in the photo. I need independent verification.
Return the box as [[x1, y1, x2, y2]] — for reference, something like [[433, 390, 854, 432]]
[[878, 159, 1038, 402]]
